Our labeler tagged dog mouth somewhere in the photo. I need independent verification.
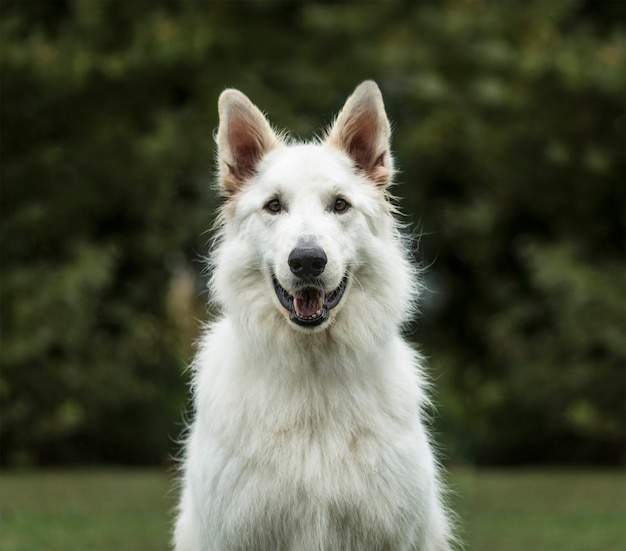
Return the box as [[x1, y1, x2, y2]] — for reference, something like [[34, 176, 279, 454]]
[[273, 275, 348, 327]]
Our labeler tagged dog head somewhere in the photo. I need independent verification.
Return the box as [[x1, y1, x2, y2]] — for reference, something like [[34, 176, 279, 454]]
[[212, 82, 414, 335]]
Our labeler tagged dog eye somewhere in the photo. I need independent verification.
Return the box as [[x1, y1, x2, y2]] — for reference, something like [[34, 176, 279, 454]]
[[265, 199, 282, 214], [333, 198, 350, 213]]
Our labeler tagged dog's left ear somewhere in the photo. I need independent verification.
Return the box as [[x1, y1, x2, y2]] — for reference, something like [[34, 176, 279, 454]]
[[216, 89, 281, 196], [326, 81, 393, 188]]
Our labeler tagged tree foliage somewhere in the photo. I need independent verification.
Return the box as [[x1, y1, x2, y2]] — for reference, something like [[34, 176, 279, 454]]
[[1, 0, 623, 466]]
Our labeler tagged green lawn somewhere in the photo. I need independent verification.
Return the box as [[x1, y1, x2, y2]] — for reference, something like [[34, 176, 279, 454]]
[[449, 469, 625, 551], [0, 469, 624, 551], [0, 470, 175, 551]]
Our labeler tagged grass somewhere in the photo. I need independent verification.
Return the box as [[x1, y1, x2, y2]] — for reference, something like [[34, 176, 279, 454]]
[[0, 469, 175, 551], [449, 469, 626, 551], [1, 468, 624, 551]]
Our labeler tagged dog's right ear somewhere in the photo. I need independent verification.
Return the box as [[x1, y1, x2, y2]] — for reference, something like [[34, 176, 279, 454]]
[[326, 81, 393, 188], [217, 89, 281, 196]]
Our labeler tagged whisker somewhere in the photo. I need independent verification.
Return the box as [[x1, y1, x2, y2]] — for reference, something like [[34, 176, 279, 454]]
[[346, 269, 365, 293]]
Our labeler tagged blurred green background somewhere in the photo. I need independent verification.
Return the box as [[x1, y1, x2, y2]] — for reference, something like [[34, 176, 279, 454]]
[[2, 1, 625, 549], [1, 0, 624, 472]]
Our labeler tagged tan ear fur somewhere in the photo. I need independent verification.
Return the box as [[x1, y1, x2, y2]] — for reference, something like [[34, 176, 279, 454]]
[[326, 81, 394, 188], [217, 89, 280, 196]]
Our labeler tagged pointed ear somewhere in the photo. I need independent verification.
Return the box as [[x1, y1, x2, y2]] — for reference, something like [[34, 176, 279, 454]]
[[216, 89, 281, 196], [326, 81, 394, 188]]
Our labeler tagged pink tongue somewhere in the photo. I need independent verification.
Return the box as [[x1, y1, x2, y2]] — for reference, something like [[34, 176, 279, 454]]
[[294, 289, 324, 317]]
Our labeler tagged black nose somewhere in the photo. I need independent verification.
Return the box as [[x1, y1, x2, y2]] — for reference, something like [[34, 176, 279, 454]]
[[288, 246, 327, 278]]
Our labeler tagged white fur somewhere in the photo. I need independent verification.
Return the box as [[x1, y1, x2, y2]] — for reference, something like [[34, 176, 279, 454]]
[[174, 82, 453, 551]]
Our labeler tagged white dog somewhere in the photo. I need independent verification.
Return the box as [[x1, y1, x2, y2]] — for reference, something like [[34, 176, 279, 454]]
[[174, 81, 453, 551]]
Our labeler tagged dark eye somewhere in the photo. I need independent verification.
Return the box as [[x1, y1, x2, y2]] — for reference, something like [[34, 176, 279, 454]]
[[333, 198, 350, 213], [265, 199, 282, 214]]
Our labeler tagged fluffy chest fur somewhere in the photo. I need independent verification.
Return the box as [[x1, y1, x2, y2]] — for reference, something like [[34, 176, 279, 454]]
[[186, 320, 435, 551]]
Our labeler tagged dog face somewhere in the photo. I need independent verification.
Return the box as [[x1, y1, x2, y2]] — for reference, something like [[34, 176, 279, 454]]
[[241, 144, 374, 329], [215, 82, 397, 332]]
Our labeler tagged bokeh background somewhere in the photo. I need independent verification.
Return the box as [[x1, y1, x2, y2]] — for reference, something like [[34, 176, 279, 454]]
[[1, 0, 624, 548], [3, 0, 623, 469], [0, 0, 626, 551]]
